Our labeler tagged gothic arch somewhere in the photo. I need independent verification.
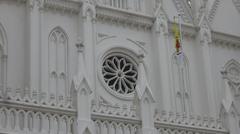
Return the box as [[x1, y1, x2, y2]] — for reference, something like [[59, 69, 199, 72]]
[[223, 59, 240, 96], [220, 59, 240, 134], [171, 52, 192, 114], [224, 59, 240, 78], [48, 26, 69, 104]]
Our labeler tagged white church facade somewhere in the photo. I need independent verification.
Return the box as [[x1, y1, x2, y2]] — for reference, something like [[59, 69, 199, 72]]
[[0, 0, 240, 134]]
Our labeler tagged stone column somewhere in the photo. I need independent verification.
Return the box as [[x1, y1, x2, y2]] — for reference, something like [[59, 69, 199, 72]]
[[197, 17, 217, 117], [152, 9, 173, 112], [39, 0, 48, 104], [80, 1, 96, 92], [135, 54, 156, 134], [27, 0, 41, 97], [73, 42, 94, 134]]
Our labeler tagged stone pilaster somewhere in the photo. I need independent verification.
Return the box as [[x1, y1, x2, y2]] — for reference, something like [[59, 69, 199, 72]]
[[152, 6, 173, 112], [1, 54, 7, 97], [197, 16, 217, 118], [27, 0, 42, 95], [135, 54, 156, 134], [80, 1, 96, 92], [39, 0, 48, 104], [73, 41, 94, 134]]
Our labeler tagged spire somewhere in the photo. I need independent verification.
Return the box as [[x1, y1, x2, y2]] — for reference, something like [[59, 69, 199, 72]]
[[135, 52, 155, 103], [72, 39, 94, 134], [134, 52, 156, 134]]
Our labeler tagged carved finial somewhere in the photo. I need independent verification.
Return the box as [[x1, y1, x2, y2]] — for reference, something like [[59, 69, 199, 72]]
[[221, 70, 229, 79], [76, 38, 84, 53], [138, 50, 145, 63]]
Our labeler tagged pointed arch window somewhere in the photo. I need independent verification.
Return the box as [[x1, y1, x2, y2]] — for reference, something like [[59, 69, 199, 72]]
[[221, 59, 240, 134], [223, 59, 240, 98], [0, 23, 7, 96], [0, 30, 4, 89], [48, 27, 68, 103], [172, 53, 192, 114]]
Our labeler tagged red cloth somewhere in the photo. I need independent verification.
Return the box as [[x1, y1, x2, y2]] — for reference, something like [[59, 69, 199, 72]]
[[176, 39, 181, 53]]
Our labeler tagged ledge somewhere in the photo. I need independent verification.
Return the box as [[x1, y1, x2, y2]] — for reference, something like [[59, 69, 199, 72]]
[[43, 0, 81, 14], [96, 5, 154, 31], [212, 31, 240, 48], [155, 122, 228, 134], [92, 113, 141, 124], [0, 100, 76, 116]]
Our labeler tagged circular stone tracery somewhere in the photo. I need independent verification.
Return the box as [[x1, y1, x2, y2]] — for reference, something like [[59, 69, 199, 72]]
[[102, 54, 138, 95]]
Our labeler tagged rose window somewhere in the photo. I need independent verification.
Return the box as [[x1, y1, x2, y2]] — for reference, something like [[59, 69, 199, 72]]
[[102, 54, 138, 94]]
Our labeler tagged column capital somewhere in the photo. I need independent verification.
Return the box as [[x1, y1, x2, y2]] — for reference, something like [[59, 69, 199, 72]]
[[82, 2, 96, 21], [153, 15, 168, 35], [27, 0, 44, 11], [198, 15, 212, 45], [199, 27, 212, 45], [153, 3, 168, 35]]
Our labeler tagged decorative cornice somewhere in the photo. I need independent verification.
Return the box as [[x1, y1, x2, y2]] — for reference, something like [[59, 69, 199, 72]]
[[93, 118, 141, 133], [96, 5, 154, 31], [0, 0, 26, 5], [156, 123, 227, 134], [0, 100, 76, 116], [208, 0, 221, 24], [43, 0, 81, 14], [2, 87, 74, 109], [154, 110, 227, 133], [212, 31, 240, 49], [91, 96, 139, 120]]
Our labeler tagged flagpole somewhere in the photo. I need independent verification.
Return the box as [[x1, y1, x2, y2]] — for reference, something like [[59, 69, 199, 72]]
[[177, 14, 187, 114], [178, 14, 183, 53], [177, 14, 184, 66]]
